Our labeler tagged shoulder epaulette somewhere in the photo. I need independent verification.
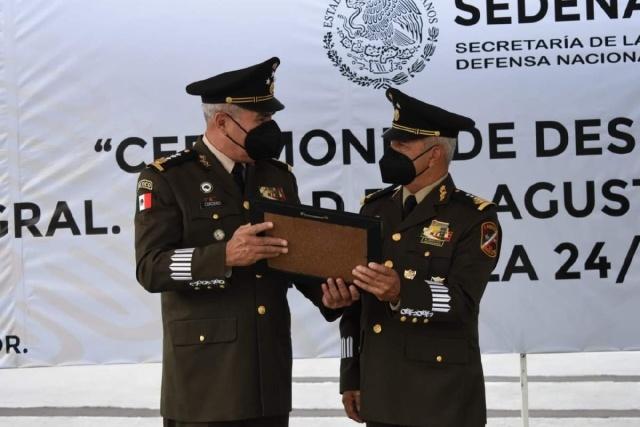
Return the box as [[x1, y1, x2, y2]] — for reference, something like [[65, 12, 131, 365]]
[[265, 158, 293, 173], [361, 185, 399, 206], [453, 189, 495, 211], [147, 149, 197, 172]]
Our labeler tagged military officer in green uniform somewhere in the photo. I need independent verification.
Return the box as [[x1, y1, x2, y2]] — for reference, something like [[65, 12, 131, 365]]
[[337, 88, 502, 427], [134, 57, 349, 427]]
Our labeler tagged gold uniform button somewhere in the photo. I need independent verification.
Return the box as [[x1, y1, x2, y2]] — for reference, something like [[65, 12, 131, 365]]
[[373, 324, 382, 334], [255, 274, 263, 279], [412, 318, 418, 324], [212, 213, 220, 220], [424, 251, 431, 257], [243, 201, 250, 210], [384, 260, 394, 268], [400, 316, 407, 322], [257, 305, 266, 315], [199, 335, 205, 342], [392, 233, 401, 242], [423, 318, 429, 324], [436, 355, 443, 363]]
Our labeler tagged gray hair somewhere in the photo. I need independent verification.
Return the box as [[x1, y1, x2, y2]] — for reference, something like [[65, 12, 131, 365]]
[[202, 103, 240, 123], [433, 136, 457, 164]]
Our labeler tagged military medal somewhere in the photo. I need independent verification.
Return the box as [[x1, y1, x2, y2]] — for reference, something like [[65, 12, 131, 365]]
[[420, 220, 453, 247], [259, 186, 286, 201]]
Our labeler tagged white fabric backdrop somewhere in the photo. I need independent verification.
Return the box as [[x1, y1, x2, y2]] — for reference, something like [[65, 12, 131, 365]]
[[1, 0, 639, 367]]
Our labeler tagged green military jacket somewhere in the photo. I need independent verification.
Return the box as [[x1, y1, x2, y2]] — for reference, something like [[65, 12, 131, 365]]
[[135, 137, 337, 422], [340, 175, 501, 427]]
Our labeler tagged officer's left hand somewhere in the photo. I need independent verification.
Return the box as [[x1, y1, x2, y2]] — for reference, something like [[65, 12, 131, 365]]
[[351, 263, 400, 303], [321, 278, 360, 309]]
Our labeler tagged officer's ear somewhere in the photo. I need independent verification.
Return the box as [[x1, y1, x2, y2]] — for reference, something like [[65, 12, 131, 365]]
[[431, 143, 445, 162], [213, 111, 229, 130]]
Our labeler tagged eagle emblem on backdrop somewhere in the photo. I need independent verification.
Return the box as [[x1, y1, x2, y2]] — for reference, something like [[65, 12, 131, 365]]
[[323, 0, 439, 89]]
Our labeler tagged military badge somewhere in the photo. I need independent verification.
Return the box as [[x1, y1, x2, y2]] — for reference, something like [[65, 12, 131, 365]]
[[427, 276, 446, 285], [200, 182, 213, 194], [439, 184, 447, 202], [480, 222, 499, 258], [404, 269, 417, 280], [138, 193, 152, 212], [259, 186, 286, 201], [137, 179, 153, 191], [420, 220, 453, 247], [198, 154, 212, 169]]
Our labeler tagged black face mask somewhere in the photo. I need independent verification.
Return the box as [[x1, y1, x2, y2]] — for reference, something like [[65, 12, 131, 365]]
[[225, 115, 284, 161], [378, 144, 436, 185]]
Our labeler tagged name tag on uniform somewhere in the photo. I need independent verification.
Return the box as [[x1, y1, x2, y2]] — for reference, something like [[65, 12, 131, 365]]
[[201, 197, 223, 209]]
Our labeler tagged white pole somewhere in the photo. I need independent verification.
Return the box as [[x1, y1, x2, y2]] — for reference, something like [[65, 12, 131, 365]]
[[520, 353, 530, 427]]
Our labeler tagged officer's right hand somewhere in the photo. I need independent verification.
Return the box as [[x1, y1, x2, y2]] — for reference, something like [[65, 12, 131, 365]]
[[342, 390, 363, 423], [225, 222, 288, 267]]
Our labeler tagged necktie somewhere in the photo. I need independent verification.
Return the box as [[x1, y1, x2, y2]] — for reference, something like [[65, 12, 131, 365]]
[[231, 163, 245, 191], [403, 195, 417, 219]]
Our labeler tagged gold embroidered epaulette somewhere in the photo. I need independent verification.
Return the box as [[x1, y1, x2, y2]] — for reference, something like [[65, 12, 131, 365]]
[[361, 185, 399, 206], [454, 189, 495, 211], [148, 149, 196, 172]]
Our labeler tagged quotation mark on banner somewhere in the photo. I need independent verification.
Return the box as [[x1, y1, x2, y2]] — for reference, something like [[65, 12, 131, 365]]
[[92, 135, 201, 174], [95, 138, 112, 152]]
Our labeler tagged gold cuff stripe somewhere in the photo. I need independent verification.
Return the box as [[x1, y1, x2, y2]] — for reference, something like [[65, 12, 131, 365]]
[[392, 123, 441, 137], [225, 95, 274, 104]]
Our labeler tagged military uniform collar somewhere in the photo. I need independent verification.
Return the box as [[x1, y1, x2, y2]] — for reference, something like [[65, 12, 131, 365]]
[[396, 174, 455, 232], [202, 133, 235, 173], [402, 173, 448, 205], [193, 137, 244, 198]]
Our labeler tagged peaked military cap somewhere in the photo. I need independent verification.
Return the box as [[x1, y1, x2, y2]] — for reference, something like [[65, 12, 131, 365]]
[[382, 88, 475, 141], [186, 57, 284, 112]]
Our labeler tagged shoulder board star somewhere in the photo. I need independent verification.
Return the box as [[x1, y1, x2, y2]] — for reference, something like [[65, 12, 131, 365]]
[[265, 158, 293, 173], [361, 185, 398, 206], [453, 189, 495, 211], [148, 149, 196, 172]]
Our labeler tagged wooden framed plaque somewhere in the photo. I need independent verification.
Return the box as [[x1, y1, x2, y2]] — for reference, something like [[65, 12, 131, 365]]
[[250, 199, 383, 283]]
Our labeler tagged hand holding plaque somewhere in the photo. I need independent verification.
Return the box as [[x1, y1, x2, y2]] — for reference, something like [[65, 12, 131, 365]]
[[250, 200, 383, 283]]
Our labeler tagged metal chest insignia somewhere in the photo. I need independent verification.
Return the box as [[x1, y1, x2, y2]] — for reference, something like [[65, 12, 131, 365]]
[[259, 186, 286, 201], [420, 220, 453, 247], [404, 269, 417, 280], [200, 182, 213, 194]]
